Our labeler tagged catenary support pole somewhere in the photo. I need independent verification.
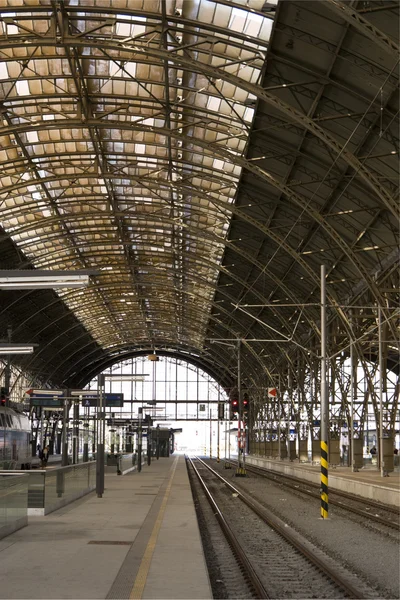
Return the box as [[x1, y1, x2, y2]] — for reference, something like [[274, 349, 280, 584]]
[[277, 374, 281, 460], [236, 339, 246, 476], [320, 264, 329, 518], [217, 399, 220, 463], [350, 311, 356, 472], [288, 364, 292, 460], [378, 307, 385, 477], [209, 408, 212, 459]]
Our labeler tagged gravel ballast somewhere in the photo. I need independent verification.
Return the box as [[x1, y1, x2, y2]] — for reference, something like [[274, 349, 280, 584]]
[[207, 458, 399, 599]]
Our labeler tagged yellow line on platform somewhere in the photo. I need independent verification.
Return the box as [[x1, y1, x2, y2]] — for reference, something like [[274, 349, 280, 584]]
[[130, 457, 179, 599]]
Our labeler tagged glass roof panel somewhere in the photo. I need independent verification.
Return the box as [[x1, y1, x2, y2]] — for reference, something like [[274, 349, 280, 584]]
[[0, 0, 275, 353]]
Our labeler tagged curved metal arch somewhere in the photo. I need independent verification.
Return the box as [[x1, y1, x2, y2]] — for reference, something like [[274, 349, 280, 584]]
[[3, 185, 380, 356], [43, 287, 283, 389], [1, 117, 394, 304], [15, 290, 250, 385], [77, 337, 274, 393], [0, 166, 238, 213], [76, 349, 235, 391], [35, 249, 322, 345], [1, 32, 393, 215], [325, 0, 399, 56], [0, 151, 372, 321], [2, 246, 316, 354], [3, 178, 392, 364], [15, 239, 322, 345], [48, 328, 237, 390], [0, 91, 250, 139], [3, 49, 394, 147]]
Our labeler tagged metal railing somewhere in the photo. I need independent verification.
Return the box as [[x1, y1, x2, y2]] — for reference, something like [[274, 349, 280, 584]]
[[0, 474, 28, 538], [44, 461, 96, 514]]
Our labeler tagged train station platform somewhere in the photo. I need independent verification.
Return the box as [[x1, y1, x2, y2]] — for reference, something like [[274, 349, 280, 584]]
[[0, 455, 212, 600], [246, 455, 400, 507]]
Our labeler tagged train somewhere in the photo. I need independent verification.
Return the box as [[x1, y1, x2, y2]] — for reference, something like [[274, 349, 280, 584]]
[[0, 406, 36, 469]]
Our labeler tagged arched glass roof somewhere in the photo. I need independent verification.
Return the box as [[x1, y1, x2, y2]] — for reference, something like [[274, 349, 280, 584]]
[[0, 0, 398, 390]]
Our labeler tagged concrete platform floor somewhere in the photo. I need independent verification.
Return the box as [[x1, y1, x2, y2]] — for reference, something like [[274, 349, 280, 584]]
[[0, 456, 212, 600]]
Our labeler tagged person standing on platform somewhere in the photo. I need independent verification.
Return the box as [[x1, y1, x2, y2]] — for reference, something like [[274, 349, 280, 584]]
[[41, 445, 49, 468]]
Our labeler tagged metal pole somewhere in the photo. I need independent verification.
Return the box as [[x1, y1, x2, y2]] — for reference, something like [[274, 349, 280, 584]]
[[73, 401, 79, 464], [228, 408, 231, 465], [217, 409, 220, 463], [378, 307, 384, 477], [236, 339, 246, 476], [82, 398, 89, 462], [320, 264, 329, 519], [4, 326, 11, 406], [288, 365, 292, 461], [61, 396, 69, 467], [224, 403, 231, 469], [138, 407, 142, 472], [96, 374, 105, 497], [277, 374, 281, 460], [40, 410, 45, 452], [350, 311, 356, 472], [209, 408, 212, 459], [224, 408, 227, 460], [156, 424, 160, 460]]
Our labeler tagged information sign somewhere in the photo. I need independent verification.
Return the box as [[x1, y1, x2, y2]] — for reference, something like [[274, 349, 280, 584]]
[[30, 397, 64, 408], [81, 393, 124, 407]]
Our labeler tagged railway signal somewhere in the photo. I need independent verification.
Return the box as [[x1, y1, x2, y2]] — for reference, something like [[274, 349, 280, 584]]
[[0, 386, 9, 406], [230, 398, 239, 420]]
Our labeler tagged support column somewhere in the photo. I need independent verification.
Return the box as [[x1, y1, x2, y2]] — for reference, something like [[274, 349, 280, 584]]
[[156, 424, 160, 460], [72, 401, 79, 464], [236, 339, 246, 476], [378, 307, 385, 477], [320, 265, 329, 518], [350, 312, 356, 472], [61, 397, 69, 467], [147, 427, 151, 466], [137, 407, 143, 472], [277, 374, 281, 460], [96, 374, 105, 498], [209, 408, 212, 459]]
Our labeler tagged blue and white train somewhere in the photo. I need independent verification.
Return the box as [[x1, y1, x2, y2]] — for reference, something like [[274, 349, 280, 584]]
[[0, 406, 35, 469]]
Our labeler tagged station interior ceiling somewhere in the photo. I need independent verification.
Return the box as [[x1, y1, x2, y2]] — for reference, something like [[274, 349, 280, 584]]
[[0, 0, 398, 405]]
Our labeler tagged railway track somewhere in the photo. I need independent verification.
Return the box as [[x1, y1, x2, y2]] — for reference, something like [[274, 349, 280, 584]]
[[187, 455, 377, 599], [227, 460, 399, 531]]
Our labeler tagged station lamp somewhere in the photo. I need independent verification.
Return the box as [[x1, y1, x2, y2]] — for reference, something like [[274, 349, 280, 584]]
[[0, 269, 96, 289], [0, 344, 36, 354]]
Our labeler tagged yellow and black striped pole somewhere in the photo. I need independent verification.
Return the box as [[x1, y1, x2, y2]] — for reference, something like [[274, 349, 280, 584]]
[[320, 265, 329, 519], [320, 440, 329, 518]]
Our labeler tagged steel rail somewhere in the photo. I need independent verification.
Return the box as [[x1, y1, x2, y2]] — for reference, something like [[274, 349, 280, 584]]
[[195, 456, 367, 599], [186, 456, 269, 600], [236, 461, 399, 528]]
